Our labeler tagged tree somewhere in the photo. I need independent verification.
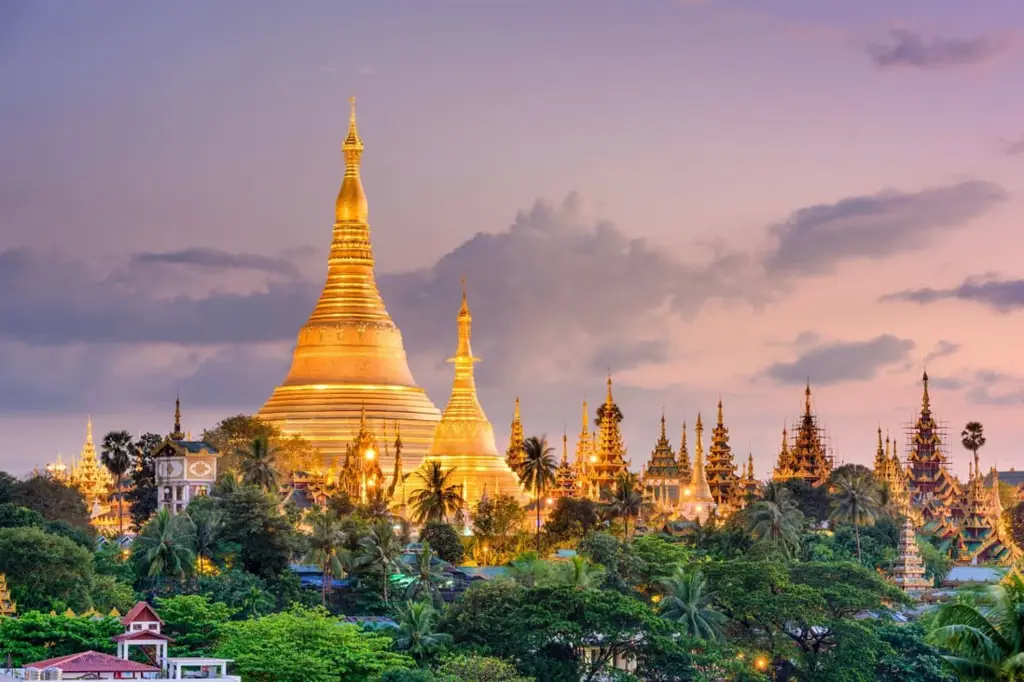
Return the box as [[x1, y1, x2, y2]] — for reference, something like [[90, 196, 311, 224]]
[[216, 485, 302, 579], [0, 502, 45, 529], [393, 601, 452, 662], [472, 493, 525, 562], [507, 551, 552, 588], [516, 436, 557, 551], [604, 472, 648, 539], [436, 654, 534, 682], [549, 555, 606, 589], [215, 606, 413, 682], [155, 594, 237, 656], [183, 496, 224, 575], [356, 518, 402, 607], [420, 521, 464, 565], [0, 611, 122, 666], [543, 497, 601, 543], [101, 430, 134, 538], [133, 508, 195, 584], [409, 462, 464, 524], [304, 506, 347, 606], [929, 571, 1024, 680], [829, 471, 883, 563], [745, 482, 804, 559], [961, 421, 987, 465], [404, 542, 445, 608], [127, 432, 162, 527], [237, 437, 280, 492], [656, 568, 728, 641], [10, 475, 91, 530], [0, 526, 95, 612]]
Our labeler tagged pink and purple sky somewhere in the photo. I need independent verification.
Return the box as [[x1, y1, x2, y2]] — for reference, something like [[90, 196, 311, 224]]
[[2, 0, 1023, 478]]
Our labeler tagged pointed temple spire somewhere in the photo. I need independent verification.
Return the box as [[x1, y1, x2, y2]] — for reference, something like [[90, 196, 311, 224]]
[[921, 369, 930, 413], [172, 396, 184, 441], [707, 398, 741, 511], [678, 421, 692, 481], [259, 100, 441, 471], [427, 284, 522, 507], [772, 384, 830, 486], [506, 397, 525, 469], [688, 413, 715, 509], [588, 374, 628, 499]]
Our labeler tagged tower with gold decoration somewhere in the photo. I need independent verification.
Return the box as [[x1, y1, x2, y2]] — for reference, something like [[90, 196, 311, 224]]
[[586, 375, 629, 499], [707, 400, 741, 511], [424, 281, 522, 508], [259, 99, 441, 470], [677, 413, 715, 522]]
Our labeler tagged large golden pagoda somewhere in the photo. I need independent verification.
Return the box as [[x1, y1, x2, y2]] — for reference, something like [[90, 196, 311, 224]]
[[259, 99, 441, 470], [425, 281, 522, 507]]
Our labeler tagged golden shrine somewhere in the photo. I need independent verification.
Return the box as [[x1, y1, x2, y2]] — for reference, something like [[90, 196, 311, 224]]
[[677, 413, 716, 522], [338, 407, 386, 503], [425, 283, 523, 508], [578, 376, 629, 499], [0, 573, 15, 617], [69, 417, 113, 508], [772, 383, 832, 486], [707, 401, 742, 512], [259, 99, 441, 471]]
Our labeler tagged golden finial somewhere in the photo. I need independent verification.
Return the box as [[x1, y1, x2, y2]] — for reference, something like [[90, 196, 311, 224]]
[[717, 399, 724, 426], [921, 368, 931, 412], [336, 95, 367, 222], [514, 396, 520, 419], [605, 372, 614, 405], [562, 428, 569, 464], [581, 398, 589, 430], [804, 380, 812, 415]]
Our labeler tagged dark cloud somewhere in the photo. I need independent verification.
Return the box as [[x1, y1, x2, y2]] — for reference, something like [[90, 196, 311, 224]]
[[866, 30, 1016, 70], [882, 276, 1024, 312], [1005, 138, 1024, 156], [927, 375, 965, 390], [761, 181, 1005, 276], [923, 340, 960, 364], [132, 248, 300, 276], [763, 335, 915, 386]]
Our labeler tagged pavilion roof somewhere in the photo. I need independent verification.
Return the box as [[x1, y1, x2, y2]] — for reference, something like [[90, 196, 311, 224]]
[[122, 601, 163, 625], [112, 629, 174, 642], [26, 651, 160, 673]]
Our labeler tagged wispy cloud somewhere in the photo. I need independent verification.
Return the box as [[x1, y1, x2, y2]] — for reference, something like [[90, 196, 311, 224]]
[[882, 275, 1024, 313], [867, 29, 1018, 70], [763, 335, 916, 386]]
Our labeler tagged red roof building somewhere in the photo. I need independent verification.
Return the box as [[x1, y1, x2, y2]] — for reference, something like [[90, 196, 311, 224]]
[[25, 650, 161, 678]]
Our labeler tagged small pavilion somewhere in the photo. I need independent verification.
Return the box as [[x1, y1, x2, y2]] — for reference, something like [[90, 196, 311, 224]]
[[114, 601, 172, 663]]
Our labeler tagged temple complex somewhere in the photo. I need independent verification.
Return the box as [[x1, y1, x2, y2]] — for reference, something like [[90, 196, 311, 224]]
[[741, 453, 759, 499], [642, 412, 684, 510], [69, 417, 114, 510], [259, 99, 441, 470], [772, 384, 831, 486], [580, 376, 629, 499], [707, 401, 742, 512], [424, 283, 522, 508], [874, 429, 909, 510], [890, 516, 931, 595]]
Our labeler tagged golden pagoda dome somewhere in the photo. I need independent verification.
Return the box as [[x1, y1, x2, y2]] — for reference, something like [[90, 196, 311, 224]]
[[259, 98, 441, 471]]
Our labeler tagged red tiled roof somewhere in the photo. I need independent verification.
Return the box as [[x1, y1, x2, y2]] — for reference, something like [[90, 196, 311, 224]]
[[121, 601, 164, 625], [112, 629, 174, 642], [26, 651, 160, 673]]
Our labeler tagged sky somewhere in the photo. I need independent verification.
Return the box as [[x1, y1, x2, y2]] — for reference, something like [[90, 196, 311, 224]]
[[2, 0, 1024, 480]]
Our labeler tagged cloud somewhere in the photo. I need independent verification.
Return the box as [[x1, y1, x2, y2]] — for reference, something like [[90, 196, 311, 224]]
[[923, 340, 960, 364], [762, 335, 916, 386], [867, 30, 1017, 70], [131, 248, 300, 276], [1005, 138, 1024, 156], [760, 181, 1005, 276], [882, 275, 1024, 312]]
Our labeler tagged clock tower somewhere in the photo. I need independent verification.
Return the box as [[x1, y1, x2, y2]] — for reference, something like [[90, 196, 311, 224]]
[[153, 398, 221, 515]]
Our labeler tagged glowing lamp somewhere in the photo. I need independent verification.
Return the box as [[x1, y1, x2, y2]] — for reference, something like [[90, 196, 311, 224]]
[[365, 448, 376, 460]]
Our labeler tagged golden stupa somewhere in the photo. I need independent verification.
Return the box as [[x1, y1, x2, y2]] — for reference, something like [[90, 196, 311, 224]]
[[425, 281, 523, 508], [259, 98, 441, 470]]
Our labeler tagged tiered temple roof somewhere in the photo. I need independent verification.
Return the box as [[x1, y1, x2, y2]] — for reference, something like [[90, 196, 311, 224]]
[[678, 422, 693, 483], [553, 431, 579, 499], [742, 453, 759, 498], [707, 401, 742, 510], [506, 397, 525, 471], [772, 384, 831, 486], [955, 453, 1018, 564], [642, 412, 683, 510], [339, 407, 385, 503], [891, 516, 931, 595], [69, 417, 114, 508], [906, 371, 961, 524], [586, 376, 629, 499], [874, 428, 909, 511]]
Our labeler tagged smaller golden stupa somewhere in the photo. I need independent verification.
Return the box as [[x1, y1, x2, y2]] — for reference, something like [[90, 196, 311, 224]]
[[425, 280, 523, 508], [0, 573, 16, 616], [69, 417, 113, 508]]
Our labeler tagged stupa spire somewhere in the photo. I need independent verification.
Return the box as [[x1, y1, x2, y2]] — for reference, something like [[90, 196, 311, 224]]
[[259, 101, 442, 469], [427, 284, 522, 507], [691, 413, 714, 502], [921, 369, 931, 413]]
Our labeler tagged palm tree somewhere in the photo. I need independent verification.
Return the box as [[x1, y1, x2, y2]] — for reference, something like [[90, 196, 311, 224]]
[[605, 472, 649, 539], [517, 435, 558, 552], [393, 601, 453, 663], [132, 508, 195, 584], [745, 482, 804, 559], [551, 555, 606, 589], [657, 568, 728, 642], [213, 470, 243, 497], [962, 421, 987, 469], [236, 437, 279, 492], [356, 518, 404, 607], [507, 551, 552, 588], [408, 462, 464, 524], [101, 430, 135, 540], [929, 572, 1024, 679], [183, 503, 222, 575], [303, 507, 348, 607], [404, 541, 445, 608], [829, 471, 883, 563]]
